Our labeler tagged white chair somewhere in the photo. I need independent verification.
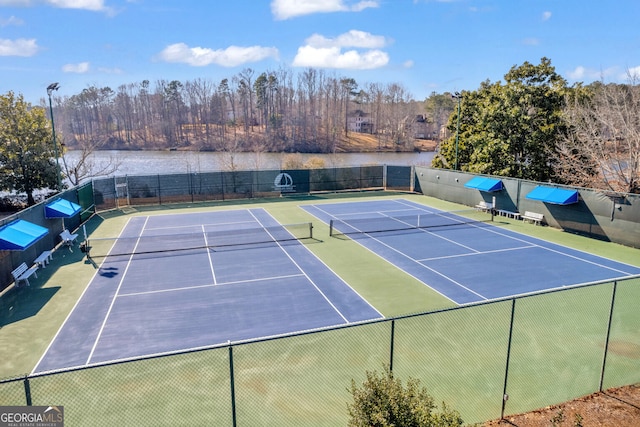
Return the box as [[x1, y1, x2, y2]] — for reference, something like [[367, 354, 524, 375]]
[[60, 229, 79, 248]]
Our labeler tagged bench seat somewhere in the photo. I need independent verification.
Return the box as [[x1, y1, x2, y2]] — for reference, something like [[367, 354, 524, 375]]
[[497, 209, 521, 219], [60, 229, 79, 248], [11, 262, 38, 287], [522, 211, 544, 225], [34, 250, 53, 268], [475, 201, 493, 212]]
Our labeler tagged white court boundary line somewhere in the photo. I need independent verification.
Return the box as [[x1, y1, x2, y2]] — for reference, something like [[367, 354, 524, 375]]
[[86, 216, 152, 365]]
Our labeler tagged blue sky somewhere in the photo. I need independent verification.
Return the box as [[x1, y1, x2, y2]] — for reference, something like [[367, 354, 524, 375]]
[[1, 0, 639, 105]]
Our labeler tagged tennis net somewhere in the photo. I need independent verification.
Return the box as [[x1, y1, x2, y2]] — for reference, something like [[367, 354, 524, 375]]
[[86, 222, 314, 259], [329, 210, 492, 237]]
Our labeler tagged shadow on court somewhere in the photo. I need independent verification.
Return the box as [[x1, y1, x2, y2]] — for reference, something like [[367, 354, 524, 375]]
[[0, 286, 60, 328], [0, 214, 105, 328]]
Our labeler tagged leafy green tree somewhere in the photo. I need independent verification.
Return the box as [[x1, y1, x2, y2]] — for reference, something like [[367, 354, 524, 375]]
[[433, 58, 569, 181], [347, 366, 464, 427], [0, 91, 59, 205]]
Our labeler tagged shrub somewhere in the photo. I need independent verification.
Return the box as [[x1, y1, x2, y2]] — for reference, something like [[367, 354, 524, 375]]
[[347, 366, 464, 427]]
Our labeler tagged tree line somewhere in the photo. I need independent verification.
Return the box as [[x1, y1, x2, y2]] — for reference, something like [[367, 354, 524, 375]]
[[48, 67, 423, 155], [2, 58, 638, 206]]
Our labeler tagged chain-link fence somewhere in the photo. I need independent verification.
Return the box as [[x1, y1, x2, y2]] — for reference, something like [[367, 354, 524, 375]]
[[90, 166, 404, 211], [1, 275, 638, 426]]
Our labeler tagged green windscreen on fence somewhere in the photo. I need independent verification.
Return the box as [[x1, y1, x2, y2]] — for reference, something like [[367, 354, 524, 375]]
[[393, 301, 512, 424], [601, 277, 640, 390], [504, 283, 614, 416], [27, 348, 232, 427], [232, 322, 391, 427]]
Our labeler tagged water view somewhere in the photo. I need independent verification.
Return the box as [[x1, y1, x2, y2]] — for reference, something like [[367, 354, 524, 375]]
[[63, 150, 435, 177]]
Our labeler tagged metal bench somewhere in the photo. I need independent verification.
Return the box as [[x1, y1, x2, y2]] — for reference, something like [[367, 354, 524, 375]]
[[34, 250, 53, 268], [475, 201, 493, 212], [497, 209, 521, 219], [522, 211, 544, 225], [60, 229, 79, 248], [11, 262, 39, 287]]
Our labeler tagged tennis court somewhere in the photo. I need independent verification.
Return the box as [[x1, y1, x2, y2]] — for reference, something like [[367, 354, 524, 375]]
[[33, 208, 381, 373], [303, 199, 640, 304]]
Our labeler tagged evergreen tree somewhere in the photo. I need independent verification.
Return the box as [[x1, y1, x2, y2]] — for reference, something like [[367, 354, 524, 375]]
[[0, 91, 60, 205]]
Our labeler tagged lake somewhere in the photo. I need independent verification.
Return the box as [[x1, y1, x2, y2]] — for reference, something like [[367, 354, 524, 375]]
[[63, 150, 435, 177]]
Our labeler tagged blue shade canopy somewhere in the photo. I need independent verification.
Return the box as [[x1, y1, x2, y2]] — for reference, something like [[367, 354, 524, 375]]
[[526, 186, 579, 205], [0, 219, 49, 251], [45, 199, 81, 218], [464, 176, 504, 192]]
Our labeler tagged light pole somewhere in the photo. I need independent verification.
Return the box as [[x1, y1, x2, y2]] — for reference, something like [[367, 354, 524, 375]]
[[451, 92, 462, 171], [47, 82, 62, 191]]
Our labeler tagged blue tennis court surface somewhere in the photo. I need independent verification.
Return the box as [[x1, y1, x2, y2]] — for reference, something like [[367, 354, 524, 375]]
[[303, 199, 640, 304], [34, 208, 381, 373]]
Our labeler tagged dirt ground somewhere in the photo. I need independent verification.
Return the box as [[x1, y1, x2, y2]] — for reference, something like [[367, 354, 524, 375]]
[[483, 384, 640, 426]]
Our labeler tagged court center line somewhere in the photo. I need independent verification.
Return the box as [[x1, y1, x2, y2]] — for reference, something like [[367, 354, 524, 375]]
[[203, 224, 217, 285], [346, 223, 488, 301], [377, 199, 640, 277], [417, 245, 537, 262], [308, 204, 460, 304], [248, 210, 351, 324], [85, 215, 151, 365], [312, 204, 487, 301], [379, 211, 481, 253], [398, 199, 639, 276], [117, 273, 306, 298]]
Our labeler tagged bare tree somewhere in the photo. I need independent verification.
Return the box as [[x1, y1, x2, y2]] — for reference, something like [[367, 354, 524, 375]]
[[49, 66, 432, 156], [60, 138, 122, 186], [558, 79, 639, 193]]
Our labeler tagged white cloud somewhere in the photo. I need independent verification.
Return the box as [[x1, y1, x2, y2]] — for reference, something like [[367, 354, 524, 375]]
[[0, 15, 24, 26], [0, 0, 32, 5], [305, 30, 388, 49], [62, 61, 90, 73], [522, 37, 539, 46], [566, 65, 618, 81], [271, 0, 379, 20], [47, 0, 106, 10], [293, 45, 388, 69], [0, 38, 38, 56], [542, 11, 552, 21], [293, 29, 390, 69], [403, 60, 414, 68], [157, 43, 279, 67], [567, 65, 586, 80], [625, 66, 640, 81], [0, 0, 113, 13]]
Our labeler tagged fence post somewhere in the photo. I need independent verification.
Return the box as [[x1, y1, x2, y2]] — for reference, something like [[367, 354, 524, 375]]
[[500, 299, 516, 420], [599, 280, 618, 392], [389, 319, 395, 372], [23, 377, 32, 406], [221, 172, 226, 201], [228, 345, 237, 427], [383, 165, 387, 190]]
